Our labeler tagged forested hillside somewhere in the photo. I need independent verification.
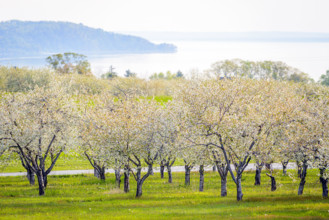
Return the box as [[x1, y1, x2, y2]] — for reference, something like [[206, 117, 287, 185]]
[[0, 20, 176, 57]]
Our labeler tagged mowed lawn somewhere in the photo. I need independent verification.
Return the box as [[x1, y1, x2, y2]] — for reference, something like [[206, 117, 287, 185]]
[[0, 155, 92, 173], [0, 169, 328, 219], [0, 155, 187, 173]]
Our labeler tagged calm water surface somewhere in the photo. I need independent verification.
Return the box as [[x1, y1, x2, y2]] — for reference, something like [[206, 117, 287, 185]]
[[1, 41, 329, 80]]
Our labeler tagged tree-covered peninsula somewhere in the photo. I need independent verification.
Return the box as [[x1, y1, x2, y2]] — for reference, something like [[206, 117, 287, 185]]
[[0, 20, 177, 58]]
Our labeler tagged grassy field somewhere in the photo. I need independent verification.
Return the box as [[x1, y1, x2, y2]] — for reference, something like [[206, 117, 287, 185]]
[[0, 155, 92, 173], [0, 155, 187, 173], [0, 169, 328, 219]]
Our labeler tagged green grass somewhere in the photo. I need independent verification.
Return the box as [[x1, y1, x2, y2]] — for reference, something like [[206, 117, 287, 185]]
[[0, 155, 186, 173], [0, 155, 92, 173], [152, 95, 172, 103], [0, 169, 328, 219]]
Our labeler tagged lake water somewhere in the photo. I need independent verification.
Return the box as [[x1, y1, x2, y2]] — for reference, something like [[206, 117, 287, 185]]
[[1, 41, 329, 80]]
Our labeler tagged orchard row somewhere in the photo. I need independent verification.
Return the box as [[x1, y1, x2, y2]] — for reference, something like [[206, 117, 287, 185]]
[[1, 77, 328, 201]]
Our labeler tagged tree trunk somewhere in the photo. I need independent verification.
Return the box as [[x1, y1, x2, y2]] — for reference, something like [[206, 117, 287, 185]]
[[43, 172, 48, 188], [136, 179, 143, 197], [94, 166, 105, 180], [282, 160, 289, 175], [320, 177, 328, 198], [319, 168, 328, 198], [167, 164, 173, 183], [160, 165, 165, 179], [265, 163, 271, 170], [36, 170, 45, 196], [282, 164, 287, 175], [216, 163, 228, 197], [266, 173, 276, 191], [298, 177, 306, 195], [135, 166, 142, 197], [236, 176, 243, 201], [298, 163, 308, 195], [221, 176, 227, 197], [297, 162, 302, 179], [135, 165, 152, 198], [213, 165, 216, 172], [98, 167, 106, 180], [27, 168, 35, 185], [21, 158, 35, 185], [115, 168, 121, 188], [270, 176, 277, 191], [149, 166, 154, 175], [99, 169, 105, 180], [124, 166, 130, 193], [199, 165, 204, 192], [254, 167, 262, 185], [94, 167, 100, 178], [185, 165, 191, 186]]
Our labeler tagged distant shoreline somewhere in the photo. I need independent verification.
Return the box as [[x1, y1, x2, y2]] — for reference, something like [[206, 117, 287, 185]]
[[124, 31, 329, 43]]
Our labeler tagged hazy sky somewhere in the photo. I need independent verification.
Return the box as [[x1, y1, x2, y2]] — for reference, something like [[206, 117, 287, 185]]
[[1, 0, 329, 33]]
